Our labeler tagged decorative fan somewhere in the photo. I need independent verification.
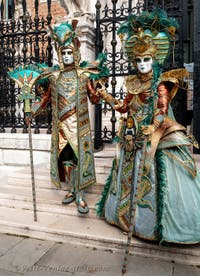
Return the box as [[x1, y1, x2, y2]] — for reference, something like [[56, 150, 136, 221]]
[[7, 63, 48, 222], [8, 63, 48, 113]]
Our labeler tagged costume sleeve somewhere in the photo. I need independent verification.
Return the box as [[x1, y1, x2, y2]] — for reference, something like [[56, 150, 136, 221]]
[[152, 82, 170, 129], [87, 79, 101, 104], [97, 88, 119, 108], [93, 78, 120, 108], [114, 92, 133, 113], [31, 83, 51, 116]]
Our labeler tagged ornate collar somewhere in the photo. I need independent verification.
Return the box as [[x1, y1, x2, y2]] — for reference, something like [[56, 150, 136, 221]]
[[125, 71, 153, 95], [137, 71, 153, 82]]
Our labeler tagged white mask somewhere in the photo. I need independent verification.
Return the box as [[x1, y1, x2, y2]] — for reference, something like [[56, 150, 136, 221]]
[[135, 55, 153, 74], [61, 48, 74, 65]]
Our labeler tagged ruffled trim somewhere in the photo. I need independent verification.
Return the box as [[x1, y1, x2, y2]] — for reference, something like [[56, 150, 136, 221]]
[[96, 158, 116, 217]]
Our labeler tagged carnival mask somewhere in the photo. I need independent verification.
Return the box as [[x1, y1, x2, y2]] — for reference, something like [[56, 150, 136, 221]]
[[61, 47, 74, 65], [135, 55, 153, 74]]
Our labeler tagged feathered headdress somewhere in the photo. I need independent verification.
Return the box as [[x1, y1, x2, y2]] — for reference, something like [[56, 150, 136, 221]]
[[48, 20, 81, 68], [118, 8, 179, 66]]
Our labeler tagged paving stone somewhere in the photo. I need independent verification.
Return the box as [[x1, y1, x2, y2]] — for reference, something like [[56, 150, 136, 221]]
[[0, 233, 24, 257], [0, 238, 54, 273], [125, 255, 173, 276], [37, 243, 100, 271], [1, 233, 200, 276], [35, 242, 174, 276], [73, 249, 173, 276], [20, 265, 72, 276], [37, 243, 118, 275], [0, 269, 23, 276], [174, 263, 200, 276]]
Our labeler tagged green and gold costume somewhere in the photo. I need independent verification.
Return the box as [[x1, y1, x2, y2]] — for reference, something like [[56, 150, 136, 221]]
[[31, 20, 108, 213], [97, 8, 200, 244]]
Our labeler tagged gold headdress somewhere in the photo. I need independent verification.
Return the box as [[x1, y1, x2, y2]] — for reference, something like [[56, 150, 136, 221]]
[[124, 28, 157, 61], [118, 8, 178, 66]]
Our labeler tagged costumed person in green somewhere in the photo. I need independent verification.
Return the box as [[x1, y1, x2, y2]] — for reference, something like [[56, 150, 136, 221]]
[[31, 20, 108, 214], [96, 8, 200, 243]]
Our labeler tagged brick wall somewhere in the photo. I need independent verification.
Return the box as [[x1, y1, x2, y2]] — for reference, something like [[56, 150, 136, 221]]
[[28, 0, 67, 21]]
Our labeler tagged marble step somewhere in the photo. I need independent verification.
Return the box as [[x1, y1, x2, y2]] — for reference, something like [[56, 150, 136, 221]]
[[6, 159, 112, 182], [6, 172, 109, 195], [0, 205, 199, 267], [0, 184, 102, 219], [5, 154, 113, 195]]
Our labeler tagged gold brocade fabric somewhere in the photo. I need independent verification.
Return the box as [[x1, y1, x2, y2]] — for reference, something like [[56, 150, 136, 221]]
[[160, 68, 189, 101], [32, 68, 96, 189], [125, 72, 153, 95]]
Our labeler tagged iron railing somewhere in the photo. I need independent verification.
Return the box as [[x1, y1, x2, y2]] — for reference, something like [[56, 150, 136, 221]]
[[0, 0, 52, 133]]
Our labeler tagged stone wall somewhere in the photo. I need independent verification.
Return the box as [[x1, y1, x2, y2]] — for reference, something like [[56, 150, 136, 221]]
[[0, 133, 51, 166]]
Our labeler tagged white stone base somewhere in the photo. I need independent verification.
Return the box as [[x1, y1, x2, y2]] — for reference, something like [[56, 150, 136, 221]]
[[0, 133, 51, 166]]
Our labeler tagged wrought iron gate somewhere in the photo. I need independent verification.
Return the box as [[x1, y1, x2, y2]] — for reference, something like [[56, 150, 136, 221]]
[[0, 0, 194, 149], [0, 0, 52, 133], [94, 0, 193, 149]]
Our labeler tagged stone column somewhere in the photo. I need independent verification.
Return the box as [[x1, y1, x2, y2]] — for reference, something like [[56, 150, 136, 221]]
[[78, 14, 95, 62]]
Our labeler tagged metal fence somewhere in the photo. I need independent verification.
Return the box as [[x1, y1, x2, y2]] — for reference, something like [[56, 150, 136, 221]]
[[0, 0, 52, 133]]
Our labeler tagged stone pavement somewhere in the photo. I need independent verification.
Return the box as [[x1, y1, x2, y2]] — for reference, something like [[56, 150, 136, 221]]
[[0, 233, 200, 276]]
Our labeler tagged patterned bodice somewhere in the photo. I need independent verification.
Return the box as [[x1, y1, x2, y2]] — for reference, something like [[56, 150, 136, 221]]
[[54, 70, 88, 121]]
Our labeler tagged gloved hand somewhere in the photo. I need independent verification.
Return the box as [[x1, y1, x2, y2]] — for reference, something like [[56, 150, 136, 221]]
[[141, 125, 155, 136]]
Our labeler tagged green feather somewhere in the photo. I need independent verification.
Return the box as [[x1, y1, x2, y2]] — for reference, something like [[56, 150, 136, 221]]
[[118, 7, 179, 39], [90, 53, 109, 80], [80, 53, 109, 80], [35, 64, 60, 86], [96, 158, 117, 217], [80, 61, 89, 68]]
